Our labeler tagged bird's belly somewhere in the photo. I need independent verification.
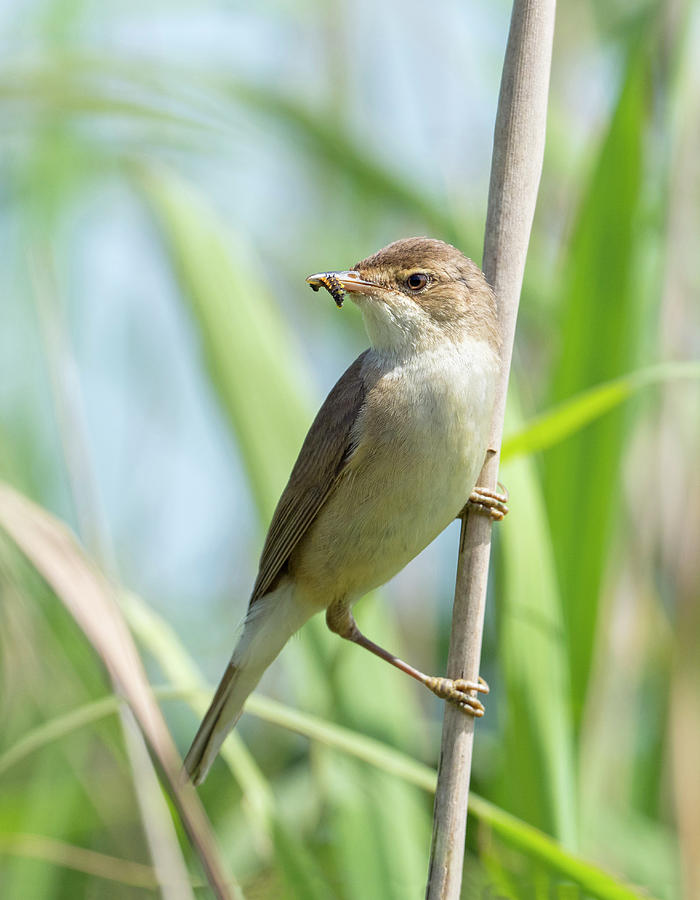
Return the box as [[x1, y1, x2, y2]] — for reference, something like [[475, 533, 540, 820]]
[[291, 346, 495, 603], [293, 437, 482, 603], [347, 449, 479, 590]]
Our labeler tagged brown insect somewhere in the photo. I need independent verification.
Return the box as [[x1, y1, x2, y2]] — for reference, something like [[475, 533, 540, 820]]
[[309, 273, 345, 308]]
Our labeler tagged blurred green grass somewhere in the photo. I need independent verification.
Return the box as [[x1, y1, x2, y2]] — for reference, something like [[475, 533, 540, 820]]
[[1, 1, 699, 899]]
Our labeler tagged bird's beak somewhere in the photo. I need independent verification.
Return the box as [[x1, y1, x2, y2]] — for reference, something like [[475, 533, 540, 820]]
[[305, 270, 377, 294]]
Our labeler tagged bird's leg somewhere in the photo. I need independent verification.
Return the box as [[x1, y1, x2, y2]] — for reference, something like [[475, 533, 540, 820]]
[[462, 482, 509, 521], [325, 604, 488, 716]]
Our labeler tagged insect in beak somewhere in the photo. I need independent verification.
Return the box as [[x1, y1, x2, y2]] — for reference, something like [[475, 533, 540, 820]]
[[307, 273, 346, 307], [306, 270, 377, 308]]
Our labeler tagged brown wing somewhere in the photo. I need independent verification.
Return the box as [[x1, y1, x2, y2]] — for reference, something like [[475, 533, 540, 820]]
[[249, 349, 369, 605]]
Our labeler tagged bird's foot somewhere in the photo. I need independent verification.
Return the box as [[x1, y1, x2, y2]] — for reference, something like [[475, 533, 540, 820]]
[[425, 675, 489, 717], [466, 484, 509, 521]]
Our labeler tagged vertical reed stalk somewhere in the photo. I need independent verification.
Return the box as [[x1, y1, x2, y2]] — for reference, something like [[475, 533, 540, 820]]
[[425, 3, 556, 897]]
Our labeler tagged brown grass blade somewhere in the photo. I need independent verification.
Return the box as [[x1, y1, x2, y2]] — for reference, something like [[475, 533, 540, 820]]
[[0, 832, 195, 891], [0, 482, 239, 900]]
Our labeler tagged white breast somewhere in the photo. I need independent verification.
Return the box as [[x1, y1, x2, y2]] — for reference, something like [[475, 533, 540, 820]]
[[295, 337, 498, 605], [369, 337, 497, 525]]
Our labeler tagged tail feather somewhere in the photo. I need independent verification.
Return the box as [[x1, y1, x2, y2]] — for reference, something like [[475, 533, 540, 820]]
[[184, 662, 244, 785], [184, 582, 311, 785]]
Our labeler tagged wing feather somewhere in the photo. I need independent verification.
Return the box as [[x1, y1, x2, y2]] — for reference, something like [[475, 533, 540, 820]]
[[249, 350, 369, 605]]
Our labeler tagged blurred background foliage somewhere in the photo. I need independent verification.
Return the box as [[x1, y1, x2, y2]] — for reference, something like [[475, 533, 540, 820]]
[[1, 0, 699, 898]]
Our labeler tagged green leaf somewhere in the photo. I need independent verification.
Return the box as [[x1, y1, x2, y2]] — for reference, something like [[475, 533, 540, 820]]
[[137, 164, 314, 519], [227, 83, 473, 252], [0, 686, 651, 900], [121, 592, 335, 900], [543, 41, 650, 720], [0, 833, 183, 891], [321, 600, 431, 899], [495, 393, 578, 848], [2, 55, 473, 250], [0, 695, 121, 779], [503, 362, 700, 462]]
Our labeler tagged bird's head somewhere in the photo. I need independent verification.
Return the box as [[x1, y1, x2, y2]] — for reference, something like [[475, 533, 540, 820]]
[[307, 237, 499, 355]]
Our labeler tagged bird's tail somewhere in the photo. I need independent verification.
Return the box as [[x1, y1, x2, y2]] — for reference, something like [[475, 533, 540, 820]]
[[184, 581, 310, 785]]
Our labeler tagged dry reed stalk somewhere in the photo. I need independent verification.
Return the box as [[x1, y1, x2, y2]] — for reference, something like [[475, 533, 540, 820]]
[[425, 3, 556, 897]]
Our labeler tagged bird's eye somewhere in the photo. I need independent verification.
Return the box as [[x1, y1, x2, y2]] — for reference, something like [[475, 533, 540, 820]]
[[406, 273, 428, 290]]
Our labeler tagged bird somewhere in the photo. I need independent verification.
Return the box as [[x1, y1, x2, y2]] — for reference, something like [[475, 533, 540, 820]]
[[184, 237, 507, 785]]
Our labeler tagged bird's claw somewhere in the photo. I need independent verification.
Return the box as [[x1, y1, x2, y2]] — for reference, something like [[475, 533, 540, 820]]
[[466, 484, 509, 521], [425, 675, 489, 717]]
